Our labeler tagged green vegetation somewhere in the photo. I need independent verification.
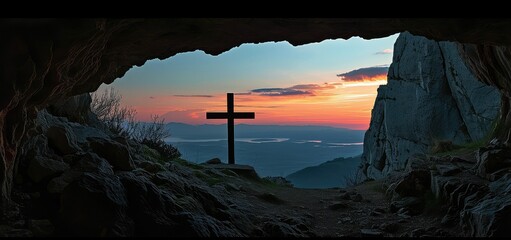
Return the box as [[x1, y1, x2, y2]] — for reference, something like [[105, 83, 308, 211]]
[[430, 138, 486, 157], [430, 116, 497, 157], [174, 158, 204, 170], [192, 170, 225, 186]]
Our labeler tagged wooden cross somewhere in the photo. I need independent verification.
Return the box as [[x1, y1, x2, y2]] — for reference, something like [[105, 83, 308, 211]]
[[206, 93, 255, 164]]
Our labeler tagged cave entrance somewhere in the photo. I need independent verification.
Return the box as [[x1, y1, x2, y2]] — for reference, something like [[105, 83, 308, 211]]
[[93, 34, 398, 188]]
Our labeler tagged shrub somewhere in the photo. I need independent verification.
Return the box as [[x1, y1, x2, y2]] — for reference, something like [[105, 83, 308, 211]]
[[140, 138, 181, 160], [91, 87, 181, 161], [90, 87, 137, 136]]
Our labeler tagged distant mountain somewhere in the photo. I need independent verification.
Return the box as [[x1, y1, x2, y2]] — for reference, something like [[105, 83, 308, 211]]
[[285, 155, 361, 189], [165, 122, 365, 142]]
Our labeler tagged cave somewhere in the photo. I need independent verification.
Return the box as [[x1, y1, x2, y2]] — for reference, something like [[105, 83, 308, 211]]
[[2, 18, 511, 237]]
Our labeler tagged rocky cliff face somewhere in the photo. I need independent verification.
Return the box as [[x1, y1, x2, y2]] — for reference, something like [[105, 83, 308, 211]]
[[362, 32, 501, 179], [2, 19, 511, 207]]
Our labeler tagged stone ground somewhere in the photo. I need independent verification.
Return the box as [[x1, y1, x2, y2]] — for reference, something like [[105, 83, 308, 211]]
[[210, 167, 460, 237]]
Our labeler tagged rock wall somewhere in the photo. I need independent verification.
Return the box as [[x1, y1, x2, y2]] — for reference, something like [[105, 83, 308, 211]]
[[362, 32, 501, 179], [2, 19, 511, 206]]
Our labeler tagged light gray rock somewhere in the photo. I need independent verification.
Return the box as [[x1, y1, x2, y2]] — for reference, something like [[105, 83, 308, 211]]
[[362, 32, 500, 179]]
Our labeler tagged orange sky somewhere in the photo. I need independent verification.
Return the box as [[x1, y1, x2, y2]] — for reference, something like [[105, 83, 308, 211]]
[[131, 79, 387, 130], [101, 35, 398, 130]]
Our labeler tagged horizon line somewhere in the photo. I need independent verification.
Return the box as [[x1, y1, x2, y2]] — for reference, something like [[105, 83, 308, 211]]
[[158, 121, 366, 131]]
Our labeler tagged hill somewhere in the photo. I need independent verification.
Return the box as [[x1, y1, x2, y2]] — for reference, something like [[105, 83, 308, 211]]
[[286, 156, 361, 189]]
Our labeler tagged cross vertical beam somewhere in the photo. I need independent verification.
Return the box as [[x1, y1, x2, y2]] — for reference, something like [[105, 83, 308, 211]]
[[206, 93, 255, 164], [227, 93, 235, 164]]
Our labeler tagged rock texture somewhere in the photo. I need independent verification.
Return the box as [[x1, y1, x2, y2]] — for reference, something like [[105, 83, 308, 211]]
[[1, 18, 511, 208], [362, 32, 501, 179], [10, 105, 318, 237]]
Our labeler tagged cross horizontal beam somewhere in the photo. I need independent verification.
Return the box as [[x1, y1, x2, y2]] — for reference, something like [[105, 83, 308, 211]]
[[206, 93, 255, 164], [206, 112, 255, 119]]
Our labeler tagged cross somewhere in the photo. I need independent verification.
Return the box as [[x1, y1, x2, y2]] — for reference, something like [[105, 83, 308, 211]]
[[206, 93, 255, 164]]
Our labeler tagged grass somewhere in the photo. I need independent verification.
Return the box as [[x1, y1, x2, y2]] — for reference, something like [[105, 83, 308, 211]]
[[430, 139, 485, 157], [173, 158, 205, 170], [193, 170, 225, 186]]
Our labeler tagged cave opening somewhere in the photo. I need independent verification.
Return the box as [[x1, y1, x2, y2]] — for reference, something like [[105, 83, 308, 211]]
[[93, 34, 397, 187], [3, 19, 511, 237]]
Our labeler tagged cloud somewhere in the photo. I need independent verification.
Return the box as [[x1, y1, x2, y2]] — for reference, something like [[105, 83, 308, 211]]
[[337, 66, 388, 82], [234, 105, 280, 109], [234, 92, 252, 95], [250, 83, 336, 97], [251, 88, 312, 96], [149, 96, 155, 99], [375, 48, 393, 55], [161, 109, 206, 123], [173, 94, 213, 98], [291, 84, 335, 90]]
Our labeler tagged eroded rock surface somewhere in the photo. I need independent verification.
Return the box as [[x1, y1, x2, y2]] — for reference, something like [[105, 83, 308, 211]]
[[362, 32, 501, 179]]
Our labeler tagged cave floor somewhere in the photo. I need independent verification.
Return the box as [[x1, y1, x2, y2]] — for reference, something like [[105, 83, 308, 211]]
[[225, 175, 461, 237]]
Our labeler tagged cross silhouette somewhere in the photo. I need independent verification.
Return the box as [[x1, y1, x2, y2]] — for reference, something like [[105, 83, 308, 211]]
[[206, 93, 255, 164]]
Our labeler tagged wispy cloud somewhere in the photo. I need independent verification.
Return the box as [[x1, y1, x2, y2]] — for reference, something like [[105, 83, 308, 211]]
[[173, 94, 214, 98], [337, 66, 388, 82], [234, 105, 280, 109], [251, 88, 313, 96], [374, 48, 393, 55], [250, 83, 336, 97]]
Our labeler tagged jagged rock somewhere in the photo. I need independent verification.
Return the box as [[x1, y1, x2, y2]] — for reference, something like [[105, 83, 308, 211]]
[[436, 164, 461, 176], [88, 137, 135, 171], [27, 156, 69, 183], [430, 174, 458, 199], [60, 172, 130, 236], [393, 170, 430, 197], [475, 148, 511, 179], [137, 161, 165, 173], [390, 197, 423, 215], [361, 32, 500, 179], [117, 171, 181, 236], [46, 126, 81, 155], [47, 93, 93, 123], [461, 173, 511, 237]]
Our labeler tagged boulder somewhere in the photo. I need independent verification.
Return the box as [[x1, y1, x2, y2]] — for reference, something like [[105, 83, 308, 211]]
[[88, 137, 135, 171], [60, 172, 130, 236], [205, 158, 221, 164], [46, 126, 81, 155], [461, 173, 511, 237], [27, 156, 69, 183]]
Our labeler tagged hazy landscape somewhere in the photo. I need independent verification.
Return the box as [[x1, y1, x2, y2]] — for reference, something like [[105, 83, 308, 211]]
[[165, 123, 364, 179]]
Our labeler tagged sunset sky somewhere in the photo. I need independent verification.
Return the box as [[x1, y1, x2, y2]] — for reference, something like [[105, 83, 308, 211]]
[[98, 34, 399, 130]]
